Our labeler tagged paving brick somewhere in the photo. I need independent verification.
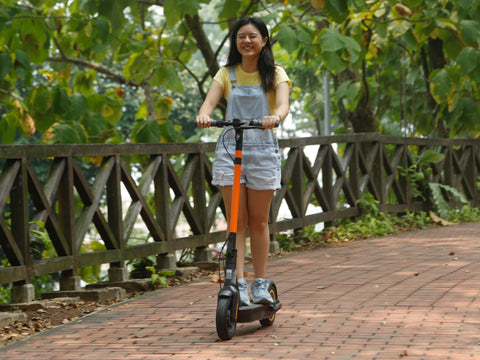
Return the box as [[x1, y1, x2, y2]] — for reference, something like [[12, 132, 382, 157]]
[[2, 222, 480, 359]]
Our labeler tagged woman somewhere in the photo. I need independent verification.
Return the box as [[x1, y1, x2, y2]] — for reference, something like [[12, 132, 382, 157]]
[[196, 17, 290, 306]]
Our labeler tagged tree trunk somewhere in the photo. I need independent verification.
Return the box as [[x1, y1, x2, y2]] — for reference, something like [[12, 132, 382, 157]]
[[338, 68, 378, 134], [420, 37, 449, 138]]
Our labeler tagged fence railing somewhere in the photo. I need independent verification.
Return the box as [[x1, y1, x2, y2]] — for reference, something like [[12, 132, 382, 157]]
[[1, 134, 479, 302]]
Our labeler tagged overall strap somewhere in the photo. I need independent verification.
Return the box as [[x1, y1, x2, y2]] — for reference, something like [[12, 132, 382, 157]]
[[229, 66, 236, 83]]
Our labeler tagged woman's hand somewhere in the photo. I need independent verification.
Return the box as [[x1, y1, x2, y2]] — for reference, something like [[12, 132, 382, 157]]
[[262, 114, 280, 129], [196, 114, 212, 128]]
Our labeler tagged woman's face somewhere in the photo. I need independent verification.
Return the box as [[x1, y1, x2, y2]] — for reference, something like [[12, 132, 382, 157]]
[[236, 23, 267, 60]]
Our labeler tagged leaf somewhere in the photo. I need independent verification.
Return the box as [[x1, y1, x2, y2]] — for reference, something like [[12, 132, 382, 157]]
[[52, 87, 70, 115], [429, 183, 468, 219], [14, 49, 31, 71], [321, 51, 347, 73], [97, 0, 125, 30], [277, 25, 298, 54], [322, 0, 349, 23], [42, 122, 87, 144], [94, 16, 110, 43], [417, 149, 444, 166], [387, 19, 410, 38], [164, 0, 182, 29], [70, 93, 88, 118], [177, 0, 199, 16], [219, 0, 242, 19], [429, 69, 452, 105], [342, 36, 361, 63], [459, 19, 480, 46], [156, 96, 172, 122], [149, 62, 166, 87], [28, 86, 52, 116], [311, 0, 325, 9], [135, 102, 148, 120], [319, 28, 344, 52], [164, 64, 184, 93], [0, 53, 12, 81], [74, 70, 96, 94], [123, 52, 150, 84], [404, 0, 423, 7], [131, 119, 162, 143], [336, 81, 360, 102], [456, 47, 478, 75], [87, 93, 107, 113], [0, 116, 16, 144], [102, 91, 123, 124], [81, 112, 106, 136]]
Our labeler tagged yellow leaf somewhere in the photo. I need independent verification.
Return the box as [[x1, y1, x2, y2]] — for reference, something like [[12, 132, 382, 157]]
[[102, 104, 114, 118], [21, 114, 36, 138], [428, 210, 454, 226], [84, 22, 93, 37], [311, 0, 325, 9]]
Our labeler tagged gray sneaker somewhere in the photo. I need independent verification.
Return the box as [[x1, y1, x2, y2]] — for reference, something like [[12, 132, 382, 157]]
[[250, 278, 274, 305], [237, 279, 251, 306]]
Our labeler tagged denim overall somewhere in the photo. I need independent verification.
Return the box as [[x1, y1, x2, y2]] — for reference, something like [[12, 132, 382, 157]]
[[212, 66, 281, 190]]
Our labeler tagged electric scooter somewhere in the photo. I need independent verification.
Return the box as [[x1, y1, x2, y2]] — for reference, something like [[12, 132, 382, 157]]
[[207, 118, 282, 341]]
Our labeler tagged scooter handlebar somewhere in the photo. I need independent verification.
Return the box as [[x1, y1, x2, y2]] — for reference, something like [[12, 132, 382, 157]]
[[209, 119, 279, 128]]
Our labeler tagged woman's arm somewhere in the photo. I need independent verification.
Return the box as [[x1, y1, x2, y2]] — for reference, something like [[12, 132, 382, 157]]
[[196, 80, 224, 128], [263, 81, 290, 129], [274, 81, 290, 122]]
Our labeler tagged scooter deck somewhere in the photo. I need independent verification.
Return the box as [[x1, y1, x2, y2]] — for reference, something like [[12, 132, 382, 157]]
[[237, 301, 282, 323]]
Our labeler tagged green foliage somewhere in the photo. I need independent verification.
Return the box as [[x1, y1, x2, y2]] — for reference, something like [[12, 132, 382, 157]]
[[0, 283, 11, 305], [331, 190, 436, 241], [399, 149, 468, 217], [276, 204, 441, 251], [145, 266, 170, 288], [429, 183, 468, 218], [445, 205, 480, 223], [78, 241, 107, 284], [276, 232, 298, 252], [0, 259, 11, 304], [1, 0, 479, 143], [279, 0, 480, 137]]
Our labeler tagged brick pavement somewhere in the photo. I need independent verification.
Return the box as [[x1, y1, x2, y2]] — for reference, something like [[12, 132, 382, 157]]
[[1, 222, 480, 359]]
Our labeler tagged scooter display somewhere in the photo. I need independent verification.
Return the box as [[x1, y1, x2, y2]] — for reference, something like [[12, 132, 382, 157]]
[[207, 118, 282, 341]]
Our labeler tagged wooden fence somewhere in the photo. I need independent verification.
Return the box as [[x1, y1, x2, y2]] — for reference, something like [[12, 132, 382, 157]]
[[0, 133, 479, 302]]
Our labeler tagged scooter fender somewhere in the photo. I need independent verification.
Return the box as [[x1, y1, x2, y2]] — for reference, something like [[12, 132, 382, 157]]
[[218, 285, 239, 300]]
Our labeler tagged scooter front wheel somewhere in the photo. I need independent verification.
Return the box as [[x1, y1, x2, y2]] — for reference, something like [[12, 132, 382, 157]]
[[216, 296, 238, 340]]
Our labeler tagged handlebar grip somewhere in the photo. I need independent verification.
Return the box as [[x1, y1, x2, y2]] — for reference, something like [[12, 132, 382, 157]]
[[249, 120, 280, 128], [210, 120, 229, 127]]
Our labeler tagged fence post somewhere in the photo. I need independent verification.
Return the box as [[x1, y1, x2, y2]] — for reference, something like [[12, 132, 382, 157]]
[[107, 156, 128, 282], [192, 153, 213, 263], [323, 145, 334, 228], [292, 146, 305, 235], [155, 154, 177, 270], [58, 157, 81, 291], [10, 159, 35, 303]]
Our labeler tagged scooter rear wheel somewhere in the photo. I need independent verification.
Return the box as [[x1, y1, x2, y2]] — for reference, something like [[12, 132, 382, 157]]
[[259, 282, 278, 327], [216, 296, 237, 340]]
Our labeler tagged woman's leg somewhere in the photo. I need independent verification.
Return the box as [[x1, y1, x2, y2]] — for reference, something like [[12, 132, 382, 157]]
[[220, 184, 248, 279], [246, 188, 274, 278]]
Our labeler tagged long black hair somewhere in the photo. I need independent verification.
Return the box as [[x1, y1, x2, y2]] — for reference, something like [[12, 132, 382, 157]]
[[226, 17, 275, 92]]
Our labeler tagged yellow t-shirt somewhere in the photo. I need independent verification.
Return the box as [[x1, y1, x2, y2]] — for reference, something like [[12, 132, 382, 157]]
[[213, 64, 291, 116]]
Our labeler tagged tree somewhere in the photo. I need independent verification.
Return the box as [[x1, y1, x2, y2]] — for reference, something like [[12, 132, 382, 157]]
[[0, 0, 192, 144], [1, 0, 479, 145], [279, 0, 480, 138]]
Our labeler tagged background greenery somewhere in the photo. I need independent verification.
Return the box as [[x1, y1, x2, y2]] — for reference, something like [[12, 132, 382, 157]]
[[1, 0, 479, 146]]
